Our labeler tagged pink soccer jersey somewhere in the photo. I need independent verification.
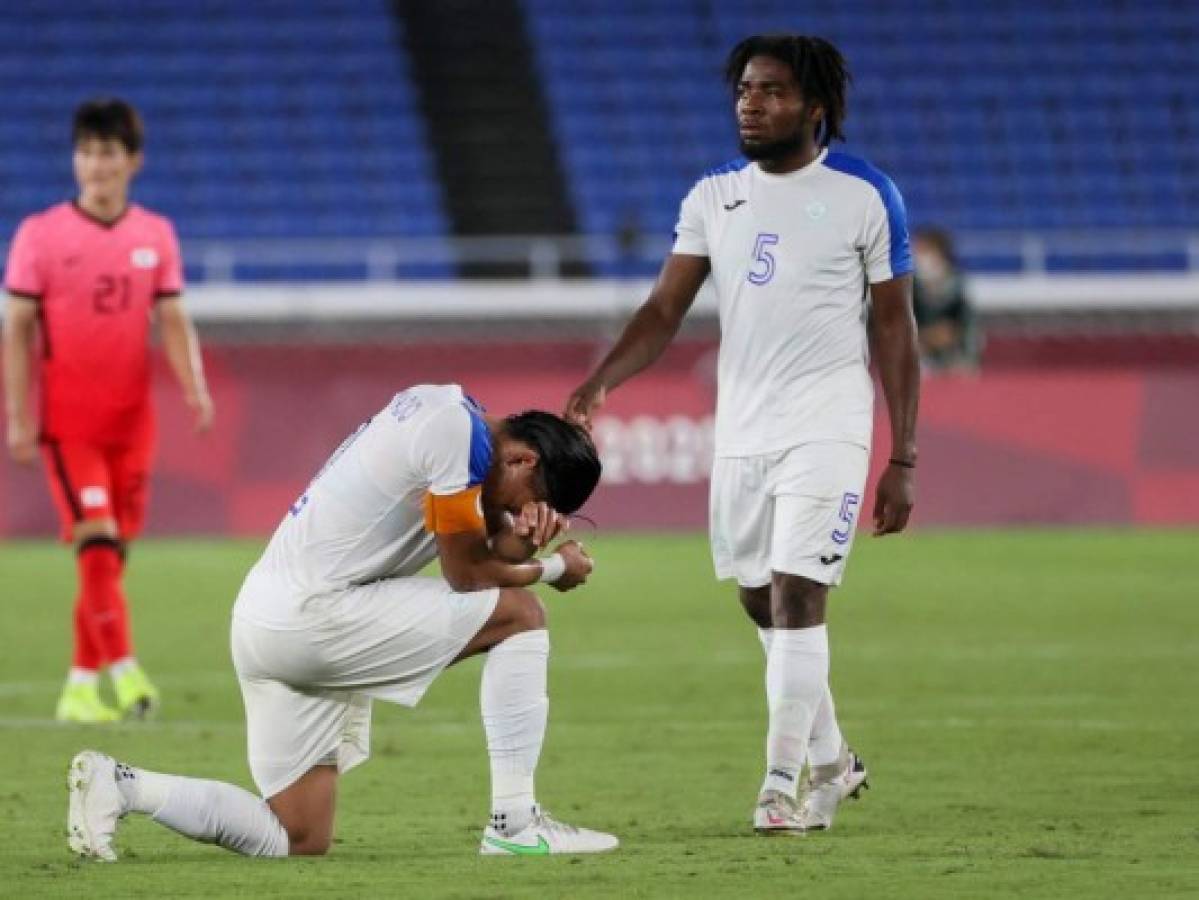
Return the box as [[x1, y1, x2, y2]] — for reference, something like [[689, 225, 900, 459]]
[[4, 202, 184, 443]]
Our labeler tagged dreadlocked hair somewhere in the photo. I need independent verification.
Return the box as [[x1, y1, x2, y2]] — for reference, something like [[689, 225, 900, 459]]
[[724, 34, 851, 146]]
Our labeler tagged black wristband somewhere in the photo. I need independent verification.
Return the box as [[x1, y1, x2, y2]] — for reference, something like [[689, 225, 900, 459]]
[[888, 458, 916, 469]]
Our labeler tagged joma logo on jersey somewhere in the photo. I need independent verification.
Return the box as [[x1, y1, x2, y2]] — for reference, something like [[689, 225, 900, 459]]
[[130, 247, 158, 269], [805, 201, 828, 221]]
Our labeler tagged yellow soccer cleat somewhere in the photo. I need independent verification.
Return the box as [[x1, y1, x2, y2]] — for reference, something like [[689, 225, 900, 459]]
[[55, 682, 121, 724], [112, 664, 160, 720]]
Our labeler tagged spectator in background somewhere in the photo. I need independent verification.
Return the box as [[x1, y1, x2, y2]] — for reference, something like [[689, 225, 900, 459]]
[[912, 228, 980, 373]]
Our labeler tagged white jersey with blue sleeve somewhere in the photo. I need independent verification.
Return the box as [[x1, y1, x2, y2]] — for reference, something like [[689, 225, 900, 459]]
[[235, 383, 493, 625], [672, 148, 912, 456]]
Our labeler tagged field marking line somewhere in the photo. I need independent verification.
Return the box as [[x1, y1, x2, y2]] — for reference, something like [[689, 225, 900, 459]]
[[0, 671, 233, 697], [0, 650, 765, 697]]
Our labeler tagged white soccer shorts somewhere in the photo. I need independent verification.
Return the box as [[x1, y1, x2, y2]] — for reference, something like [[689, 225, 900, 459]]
[[231, 576, 500, 799], [709, 441, 870, 589]]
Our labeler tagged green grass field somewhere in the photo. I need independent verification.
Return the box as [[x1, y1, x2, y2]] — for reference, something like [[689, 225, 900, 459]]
[[1, 530, 1197, 898]]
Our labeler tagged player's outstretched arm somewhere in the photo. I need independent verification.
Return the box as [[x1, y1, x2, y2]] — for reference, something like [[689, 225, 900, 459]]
[[156, 297, 214, 432], [868, 274, 920, 535], [2, 297, 39, 463], [565, 253, 710, 430], [436, 530, 593, 594]]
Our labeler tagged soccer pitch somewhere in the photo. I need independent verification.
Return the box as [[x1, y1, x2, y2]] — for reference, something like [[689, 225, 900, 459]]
[[1, 530, 1196, 898]]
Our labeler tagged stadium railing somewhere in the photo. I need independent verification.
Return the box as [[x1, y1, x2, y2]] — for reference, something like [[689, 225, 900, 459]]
[[2, 232, 1197, 322], [176, 230, 1199, 282]]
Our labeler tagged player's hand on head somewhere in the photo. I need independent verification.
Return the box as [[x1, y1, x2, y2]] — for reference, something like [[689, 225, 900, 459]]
[[489, 511, 537, 563], [549, 539, 593, 592], [564, 380, 606, 432], [516, 501, 568, 550], [5, 416, 37, 464], [872, 463, 915, 536]]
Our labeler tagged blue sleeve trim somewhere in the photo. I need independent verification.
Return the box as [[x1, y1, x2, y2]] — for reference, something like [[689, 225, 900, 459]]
[[700, 156, 750, 181], [822, 152, 913, 277], [675, 157, 748, 241], [462, 399, 493, 487]]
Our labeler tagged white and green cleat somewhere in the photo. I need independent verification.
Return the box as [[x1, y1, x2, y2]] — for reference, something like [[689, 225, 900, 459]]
[[480, 808, 618, 856], [66, 750, 128, 862], [55, 682, 120, 724]]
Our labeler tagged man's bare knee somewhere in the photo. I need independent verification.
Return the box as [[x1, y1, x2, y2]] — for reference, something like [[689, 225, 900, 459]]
[[278, 814, 333, 856], [504, 587, 546, 632], [73, 518, 119, 545], [771, 573, 829, 628], [739, 584, 772, 629], [454, 589, 548, 663], [287, 830, 331, 856], [267, 765, 336, 857]]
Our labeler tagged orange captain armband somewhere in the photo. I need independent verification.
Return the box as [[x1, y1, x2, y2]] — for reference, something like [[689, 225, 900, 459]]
[[424, 486, 486, 534]]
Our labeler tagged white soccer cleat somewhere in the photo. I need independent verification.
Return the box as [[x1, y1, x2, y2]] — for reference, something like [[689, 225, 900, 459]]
[[800, 747, 869, 831], [753, 789, 807, 835], [66, 750, 127, 862], [480, 807, 619, 855]]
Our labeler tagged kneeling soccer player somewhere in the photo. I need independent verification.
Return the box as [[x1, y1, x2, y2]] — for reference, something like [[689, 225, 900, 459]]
[[66, 384, 618, 859]]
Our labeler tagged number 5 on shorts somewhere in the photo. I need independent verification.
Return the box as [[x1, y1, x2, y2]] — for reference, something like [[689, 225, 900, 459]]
[[831, 492, 860, 545]]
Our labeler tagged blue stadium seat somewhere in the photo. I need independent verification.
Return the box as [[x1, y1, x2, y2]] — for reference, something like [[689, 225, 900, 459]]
[[523, 0, 1199, 250], [0, 0, 448, 272], [3, 0, 1194, 277]]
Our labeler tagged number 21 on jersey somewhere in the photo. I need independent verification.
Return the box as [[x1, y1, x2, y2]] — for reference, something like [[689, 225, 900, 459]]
[[747, 232, 779, 285]]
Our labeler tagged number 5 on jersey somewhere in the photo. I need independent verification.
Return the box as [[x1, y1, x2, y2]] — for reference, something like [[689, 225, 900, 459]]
[[747, 232, 779, 285]]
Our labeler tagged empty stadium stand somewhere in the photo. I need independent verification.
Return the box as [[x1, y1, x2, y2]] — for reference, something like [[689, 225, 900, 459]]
[[523, 0, 1199, 270], [0, 0, 449, 275], [0, 1, 1195, 279], [394, 0, 584, 275]]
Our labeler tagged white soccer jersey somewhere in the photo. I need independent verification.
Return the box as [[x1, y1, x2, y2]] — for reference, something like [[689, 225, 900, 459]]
[[236, 384, 493, 625], [672, 148, 912, 457]]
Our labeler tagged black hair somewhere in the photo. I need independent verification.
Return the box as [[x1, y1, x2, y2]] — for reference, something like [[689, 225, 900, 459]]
[[724, 34, 851, 146], [503, 411, 601, 515], [73, 97, 143, 154]]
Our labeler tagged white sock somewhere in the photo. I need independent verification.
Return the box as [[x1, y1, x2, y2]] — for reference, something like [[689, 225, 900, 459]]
[[107, 657, 137, 679], [481, 628, 549, 836], [808, 684, 845, 770], [760, 627, 843, 773], [68, 667, 99, 686], [762, 625, 829, 798], [757, 627, 774, 657], [114, 763, 288, 857]]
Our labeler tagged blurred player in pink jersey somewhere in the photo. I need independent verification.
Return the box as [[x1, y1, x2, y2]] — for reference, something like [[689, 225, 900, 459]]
[[3, 98, 213, 722]]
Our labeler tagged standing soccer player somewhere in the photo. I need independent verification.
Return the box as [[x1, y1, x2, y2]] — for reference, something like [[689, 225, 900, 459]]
[[566, 35, 920, 833], [3, 98, 213, 723]]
